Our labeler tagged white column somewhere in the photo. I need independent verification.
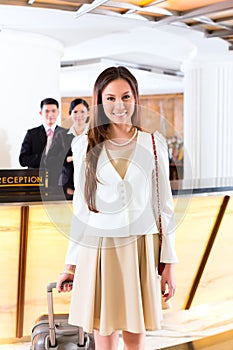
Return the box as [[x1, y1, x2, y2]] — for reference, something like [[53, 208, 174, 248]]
[[183, 56, 233, 180], [0, 30, 64, 168]]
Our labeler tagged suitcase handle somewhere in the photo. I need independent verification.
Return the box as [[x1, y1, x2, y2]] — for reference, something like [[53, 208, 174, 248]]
[[47, 281, 85, 348], [47, 281, 72, 293], [47, 282, 57, 293]]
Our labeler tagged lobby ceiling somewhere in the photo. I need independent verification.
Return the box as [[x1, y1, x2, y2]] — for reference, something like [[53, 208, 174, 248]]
[[2, 0, 233, 49], [1, 1, 233, 95]]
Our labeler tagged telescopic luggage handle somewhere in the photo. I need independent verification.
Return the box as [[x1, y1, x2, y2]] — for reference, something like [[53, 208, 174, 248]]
[[47, 281, 73, 292], [47, 282, 85, 348]]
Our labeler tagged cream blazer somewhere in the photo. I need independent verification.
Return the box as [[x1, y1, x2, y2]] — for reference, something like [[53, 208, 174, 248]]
[[65, 130, 178, 264]]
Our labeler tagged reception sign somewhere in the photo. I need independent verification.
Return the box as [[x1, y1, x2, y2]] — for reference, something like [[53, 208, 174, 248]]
[[0, 169, 48, 190], [0, 169, 51, 202]]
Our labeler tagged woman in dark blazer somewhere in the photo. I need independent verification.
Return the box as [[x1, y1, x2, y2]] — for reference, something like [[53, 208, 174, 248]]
[[46, 98, 89, 195]]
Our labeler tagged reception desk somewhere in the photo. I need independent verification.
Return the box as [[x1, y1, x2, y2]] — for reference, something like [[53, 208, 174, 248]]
[[0, 170, 232, 342]]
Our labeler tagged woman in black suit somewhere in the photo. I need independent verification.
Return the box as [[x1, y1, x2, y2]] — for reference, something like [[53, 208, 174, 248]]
[[46, 98, 89, 196]]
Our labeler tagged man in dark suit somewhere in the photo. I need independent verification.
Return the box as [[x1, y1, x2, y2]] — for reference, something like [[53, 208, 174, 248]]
[[19, 97, 66, 188]]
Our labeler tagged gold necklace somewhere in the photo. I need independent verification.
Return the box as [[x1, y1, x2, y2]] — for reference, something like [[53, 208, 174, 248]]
[[108, 128, 138, 147]]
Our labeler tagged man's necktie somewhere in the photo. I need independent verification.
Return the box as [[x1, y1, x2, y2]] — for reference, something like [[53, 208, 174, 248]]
[[45, 128, 54, 155]]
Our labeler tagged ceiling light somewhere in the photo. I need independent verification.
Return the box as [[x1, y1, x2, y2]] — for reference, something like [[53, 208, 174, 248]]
[[144, 0, 167, 5], [193, 16, 214, 24], [123, 13, 148, 21], [124, 5, 173, 17], [75, 0, 109, 18], [141, 6, 173, 16]]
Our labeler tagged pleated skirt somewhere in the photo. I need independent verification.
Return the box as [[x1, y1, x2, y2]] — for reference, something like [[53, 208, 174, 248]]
[[68, 234, 162, 336]]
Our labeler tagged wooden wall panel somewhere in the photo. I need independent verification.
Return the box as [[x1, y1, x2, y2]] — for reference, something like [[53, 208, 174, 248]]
[[139, 93, 183, 138]]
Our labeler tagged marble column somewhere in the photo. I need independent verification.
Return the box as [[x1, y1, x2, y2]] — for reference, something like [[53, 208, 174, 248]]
[[0, 29, 63, 168], [182, 55, 233, 180]]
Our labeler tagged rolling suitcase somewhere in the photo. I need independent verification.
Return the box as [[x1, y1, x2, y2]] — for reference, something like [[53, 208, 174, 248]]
[[31, 282, 95, 349]]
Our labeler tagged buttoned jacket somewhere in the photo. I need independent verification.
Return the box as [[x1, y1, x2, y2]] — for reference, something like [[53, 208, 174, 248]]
[[19, 124, 65, 168], [66, 130, 178, 264]]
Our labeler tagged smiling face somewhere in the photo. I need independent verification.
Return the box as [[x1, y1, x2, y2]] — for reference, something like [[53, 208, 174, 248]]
[[71, 103, 89, 128], [102, 78, 135, 126], [40, 104, 59, 127]]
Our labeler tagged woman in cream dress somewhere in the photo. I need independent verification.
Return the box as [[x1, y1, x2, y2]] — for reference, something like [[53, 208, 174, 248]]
[[57, 66, 177, 350]]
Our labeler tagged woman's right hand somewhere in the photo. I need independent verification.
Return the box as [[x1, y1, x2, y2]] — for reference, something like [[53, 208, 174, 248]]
[[56, 265, 76, 293]]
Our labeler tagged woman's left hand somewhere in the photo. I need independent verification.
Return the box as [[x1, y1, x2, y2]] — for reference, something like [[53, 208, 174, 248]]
[[160, 263, 176, 301]]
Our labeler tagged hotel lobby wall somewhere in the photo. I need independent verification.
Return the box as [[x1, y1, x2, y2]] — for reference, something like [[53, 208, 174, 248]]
[[0, 194, 232, 341], [0, 30, 63, 169]]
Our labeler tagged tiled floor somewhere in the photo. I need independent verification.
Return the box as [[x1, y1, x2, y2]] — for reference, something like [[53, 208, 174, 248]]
[[163, 330, 233, 350], [1, 299, 232, 350]]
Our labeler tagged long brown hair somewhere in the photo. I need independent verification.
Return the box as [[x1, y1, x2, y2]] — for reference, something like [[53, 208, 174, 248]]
[[84, 66, 141, 212]]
